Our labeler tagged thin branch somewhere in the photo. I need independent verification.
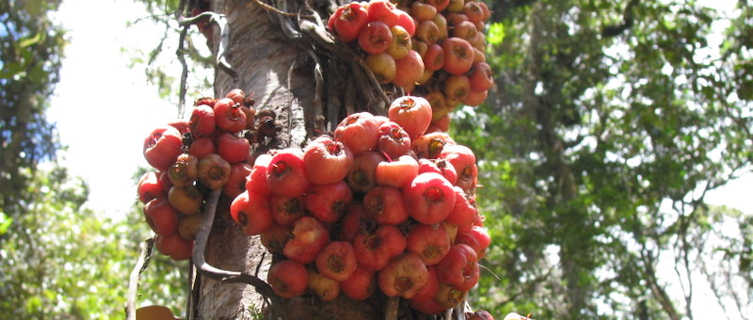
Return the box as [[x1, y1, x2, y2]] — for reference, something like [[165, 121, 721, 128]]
[[177, 26, 190, 118], [385, 296, 399, 320], [249, 0, 313, 18], [191, 190, 276, 298], [125, 238, 155, 320], [179, 12, 237, 79]]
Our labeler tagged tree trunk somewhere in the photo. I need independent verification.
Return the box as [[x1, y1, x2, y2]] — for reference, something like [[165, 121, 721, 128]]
[[197, 1, 384, 319]]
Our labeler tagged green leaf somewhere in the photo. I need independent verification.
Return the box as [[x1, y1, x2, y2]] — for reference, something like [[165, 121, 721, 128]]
[[0, 211, 11, 235], [487, 23, 505, 45], [19, 32, 44, 48]]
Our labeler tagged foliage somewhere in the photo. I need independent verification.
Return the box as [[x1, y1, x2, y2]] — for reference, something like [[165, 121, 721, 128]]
[[0, 0, 67, 219], [0, 166, 186, 319], [457, 0, 753, 319]]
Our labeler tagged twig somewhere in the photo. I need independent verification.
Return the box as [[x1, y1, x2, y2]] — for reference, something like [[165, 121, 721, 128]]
[[179, 12, 237, 79], [385, 296, 399, 320], [249, 0, 313, 18], [125, 238, 155, 320], [186, 260, 195, 320], [177, 25, 190, 118], [191, 190, 276, 298]]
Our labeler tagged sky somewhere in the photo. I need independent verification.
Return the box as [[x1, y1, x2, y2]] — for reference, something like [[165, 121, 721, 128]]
[[46, 0, 749, 318]]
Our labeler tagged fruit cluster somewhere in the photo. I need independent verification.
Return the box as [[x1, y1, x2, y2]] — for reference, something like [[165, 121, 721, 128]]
[[328, 0, 494, 131], [137, 88, 256, 260], [233, 96, 491, 315]]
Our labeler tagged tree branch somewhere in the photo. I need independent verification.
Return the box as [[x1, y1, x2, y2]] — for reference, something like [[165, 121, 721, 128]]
[[601, 0, 639, 38], [125, 238, 155, 320]]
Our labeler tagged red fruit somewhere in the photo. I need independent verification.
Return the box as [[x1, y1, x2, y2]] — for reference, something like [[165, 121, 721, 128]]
[[168, 120, 191, 136], [335, 112, 380, 154], [137, 171, 165, 203], [376, 121, 412, 159], [347, 151, 385, 193], [388, 96, 432, 140], [434, 13, 449, 40], [305, 181, 353, 223], [260, 223, 291, 254], [463, 89, 488, 106], [426, 91, 451, 122], [327, 4, 345, 31], [225, 88, 245, 105], [418, 158, 458, 185], [283, 216, 330, 264], [193, 96, 216, 108], [230, 191, 273, 235], [339, 204, 369, 241], [464, 1, 486, 23], [429, 115, 451, 133], [437, 244, 479, 291], [412, 1, 438, 21], [367, 1, 399, 26], [353, 225, 407, 270], [456, 226, 491, 259], [469, 62, 494, 92], [334, 2, 369, 42], [168, 153, 199, 187], [308, 270, 340, 302], [198, 153, 231, 190], [439, 144, 478, 192], [223, 163, 252, 199], [468, 310, 496, 320], [178, 214, 202, 240], [416, 20, 441, 44], [246, 154, 272, 196], [446, 12, 469, 25], [407, 224, 451, 265], [155, 233, 193, 261], [405, 172, 457, 224], [395, 10, 416, 36], [409, 268, 445, 314], [453, 20, 478, 41], [442, 37, 475, 75], [303, 136, 353, 185], [358, 21, 393, 55], [387, 25, 412, 60], [446, 186, 478, 233], [213, 97, 247, 133], [270, 195, 305, 226], [393, 50, 425, 91], [168, 185, 202, 215], [316, 241, 358, 282], [216, 133, 250, 164], [423, 43, 445, 71], [378, 253, 429, 298], [412, 131, 455, 159], [190, 105, 216, 137], [363, 186, 409, 225], [188, 137, 215, 159], [425, 0, 450, 12], [447, 0, 465, 12], [444, 75, 472, 102], [144, 197, 179, 236], [268, 260, 308, 298], [267, 149, 309, 197], [157, 171, 172, 193], [143, 126, 183, 171], [375, 155, 419, 188], [366, 53, 397, 83], [341, 267, 375, 300], [435, 282, 467, 309]]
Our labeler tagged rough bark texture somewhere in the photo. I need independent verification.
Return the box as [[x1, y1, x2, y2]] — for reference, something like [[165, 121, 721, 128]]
[[198, 1, 383, 319]]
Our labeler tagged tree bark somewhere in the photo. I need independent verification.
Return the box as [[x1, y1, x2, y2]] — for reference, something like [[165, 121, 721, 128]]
[[197, 1, 384, 319]]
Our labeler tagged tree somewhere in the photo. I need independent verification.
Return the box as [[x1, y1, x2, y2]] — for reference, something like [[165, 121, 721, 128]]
[[0, 167, 186, 319], [0, 0, 65, 223], [130, 0, 753, 319], [454, 0, 753, 319]]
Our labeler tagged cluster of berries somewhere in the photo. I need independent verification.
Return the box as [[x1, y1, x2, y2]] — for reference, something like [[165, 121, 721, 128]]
[[137, 89, 256, 260], [328, 0, 494, 131], [231, 96, 490, 315]]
